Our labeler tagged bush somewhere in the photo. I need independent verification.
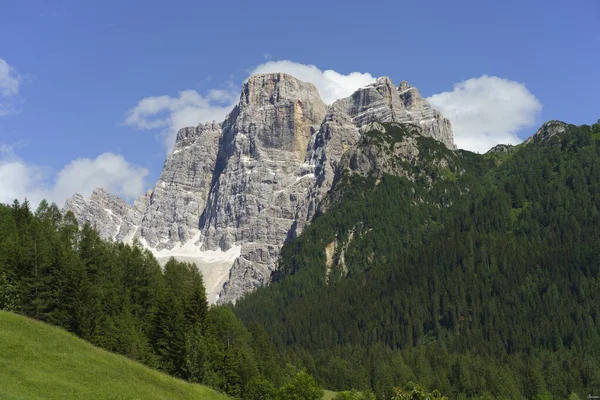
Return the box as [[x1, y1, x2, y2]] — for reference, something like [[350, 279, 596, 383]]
[[0, 272, 20, 312], [333, 389, 377, 400], [244, 376, 277, 400], [392, 382, 448, 400], [278, 370, 323, 400]]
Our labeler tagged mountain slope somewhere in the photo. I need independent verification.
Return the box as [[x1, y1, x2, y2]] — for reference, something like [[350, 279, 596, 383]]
[[0, 310, 229, 400], [64, 73, 455, 303], [234, 121, 600, 399]]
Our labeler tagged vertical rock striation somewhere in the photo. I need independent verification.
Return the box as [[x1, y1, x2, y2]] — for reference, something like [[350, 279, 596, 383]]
[[198, 73, 327, 302], [139, 121, 222, 250]]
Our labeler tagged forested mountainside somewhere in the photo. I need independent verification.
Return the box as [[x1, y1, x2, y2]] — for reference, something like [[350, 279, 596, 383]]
[[235, 120, 600, 399]]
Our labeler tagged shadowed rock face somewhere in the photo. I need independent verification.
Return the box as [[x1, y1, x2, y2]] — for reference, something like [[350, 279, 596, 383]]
[[140, 121, 222, 250], [197, 73, 327, 301], [64, 72, 457, 303]]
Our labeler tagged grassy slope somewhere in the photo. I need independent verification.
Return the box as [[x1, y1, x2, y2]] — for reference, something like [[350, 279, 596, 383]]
[[0, 311, 229, 400]]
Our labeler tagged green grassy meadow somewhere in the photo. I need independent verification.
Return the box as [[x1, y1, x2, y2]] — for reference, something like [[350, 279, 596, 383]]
[[0, 310, 229, 400]]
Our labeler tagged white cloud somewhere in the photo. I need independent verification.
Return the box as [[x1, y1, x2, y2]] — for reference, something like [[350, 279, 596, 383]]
[[53, 153, 149, 202], [0, 58, 21, 116], [0, 145, 46, 206], [427, 75, 542, 153], [249, 60, 375, 104], [125, 60, 376, 153], [0, 145, 148, 207], [124, 89, 237, 152]]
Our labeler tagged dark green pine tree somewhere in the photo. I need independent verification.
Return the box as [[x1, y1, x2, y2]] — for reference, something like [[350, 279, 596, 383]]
[[185, 269, 209, 331], [151, 287, 187, 377]]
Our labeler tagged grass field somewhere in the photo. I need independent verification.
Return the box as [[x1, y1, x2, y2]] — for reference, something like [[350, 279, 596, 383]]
[[0, 310, 229, 400], [323, 389, 339, 399]]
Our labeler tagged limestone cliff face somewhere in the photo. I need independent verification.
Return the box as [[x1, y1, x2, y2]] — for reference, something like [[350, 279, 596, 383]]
[[64, 122, 222, 251], [64, 72, 456, 303], [333, 77, 455, 148], [63, 188, 143, 243], [199, 73, 327, 302], [140, 121, 222, 250], [304, 78, 454, 221], [397, 81, 455, 149]]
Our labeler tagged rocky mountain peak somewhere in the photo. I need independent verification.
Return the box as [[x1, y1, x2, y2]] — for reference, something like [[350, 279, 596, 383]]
[[175, 121, 221, 147], [525, 120, 570, 145], [397, 80, 425, 108], [63, 187, 141, 242], [373, 76, 400, 93], [90, 188, 129, 213], [65, 71, 457, 304], [331, 77, 455, 148], [333, 76, 405, 126], [241, 72, 324, 108], [398, 80, 412, 92], [231, 72, 327, 161]]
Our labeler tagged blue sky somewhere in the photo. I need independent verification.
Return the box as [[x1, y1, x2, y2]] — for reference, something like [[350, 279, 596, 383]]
[[0, 0, 598, 205]]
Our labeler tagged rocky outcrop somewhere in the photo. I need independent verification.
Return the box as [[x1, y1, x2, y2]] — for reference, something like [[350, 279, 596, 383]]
[[338, 122, 423, 179], [486, 144, 515, 154], [334, 77, 407, 126], [398, 81, 455, 149], [305, 106, 362, 219], [525, 120, 571, 145], [139, 121, 222, 250], [63, 188, 142, 243], [334, 77, 455, 149], [64, 72, 455, 304]]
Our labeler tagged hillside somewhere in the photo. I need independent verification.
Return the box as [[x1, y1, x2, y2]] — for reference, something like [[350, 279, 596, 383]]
[[0, 311, 229, 400], [235, 120, 600, 399]]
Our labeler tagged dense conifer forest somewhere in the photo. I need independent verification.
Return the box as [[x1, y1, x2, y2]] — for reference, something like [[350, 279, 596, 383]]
[[235, 121, 600, 399]]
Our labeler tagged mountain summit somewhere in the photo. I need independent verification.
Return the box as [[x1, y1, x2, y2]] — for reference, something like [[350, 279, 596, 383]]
[[64, 72, 455, 303]]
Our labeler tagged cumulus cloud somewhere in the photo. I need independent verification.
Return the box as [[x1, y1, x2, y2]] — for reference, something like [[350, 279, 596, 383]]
[[0, 145, 149, 207], [249, 60, 375, 104], [0, 58, 22, 116], [125, 60, 376, 153], [53, 153, 149, 202], [0, 145, 46, 205], [427, 75, 542, 153], [124, 89, 237, 152]]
